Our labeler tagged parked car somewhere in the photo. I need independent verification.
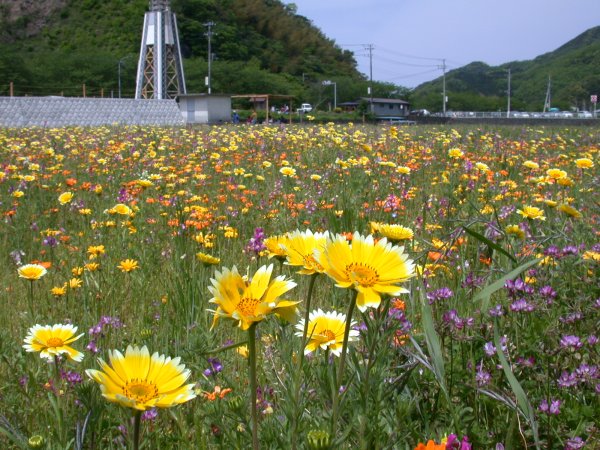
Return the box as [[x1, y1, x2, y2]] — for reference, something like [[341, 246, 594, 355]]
[[409, 109, 430, 117], [297, 103, 313, 113], [578, 111, 593, 118]]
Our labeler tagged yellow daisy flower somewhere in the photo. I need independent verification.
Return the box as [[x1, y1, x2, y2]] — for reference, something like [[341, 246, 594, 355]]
[[86, 345, 196, 411], [558, 204, 582, 218], [375, 223, 414, 242], [575, 158, 594, 169], [264, 234, 290, 261], [316, 232, 415, 312], [517, 206, 546, 221], [281, 229, 328, 275], [58, 191, 74, 205], [295, 309, 358, 356], [117, 259, 140, 273], [196, 251, 221, 266], [17, 264, 48, 280], [23, 324, 84, 362], [208, 264, 299, 330]]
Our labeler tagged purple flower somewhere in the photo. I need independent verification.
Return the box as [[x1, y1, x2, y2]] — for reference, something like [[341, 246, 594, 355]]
[[564, 437, 585, 450], [61, 370, 83, 386], [557, 371, 578, 388], [426, 287, 453, 303], [489, 304, 504, 317], [245, 227, 266, 255], [510, 298, 535, 312], [588, 335, 598, 345], [142, 408, 158, 422], [560, 335, 583, 350], [538, 399, 561, 415], [203, 357, 223, 377], [445, 434, 472, 450], [484, 342, 496, 357], [476, 363, 491, 387], [538, 285, 556, 300]]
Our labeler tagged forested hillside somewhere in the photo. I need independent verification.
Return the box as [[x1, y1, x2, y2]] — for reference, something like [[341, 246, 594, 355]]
[[411, 26, 600, 112]]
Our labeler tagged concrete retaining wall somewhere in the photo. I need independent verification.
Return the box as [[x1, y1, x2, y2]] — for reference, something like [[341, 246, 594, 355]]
[[0, 97, 185, 128]]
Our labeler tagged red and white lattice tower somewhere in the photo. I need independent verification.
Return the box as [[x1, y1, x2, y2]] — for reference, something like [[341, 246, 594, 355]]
[[135, 0, 186, 99]]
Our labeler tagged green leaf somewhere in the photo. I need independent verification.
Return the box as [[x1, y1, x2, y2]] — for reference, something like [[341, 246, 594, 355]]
[[462, 225, 517, 263], [494, 323, 540, 449], [418, 286, 448, 400], [474, 258, 540, 313]]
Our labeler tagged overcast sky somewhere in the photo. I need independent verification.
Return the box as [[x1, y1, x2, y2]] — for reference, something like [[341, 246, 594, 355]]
[[286, 0, 600, 88]]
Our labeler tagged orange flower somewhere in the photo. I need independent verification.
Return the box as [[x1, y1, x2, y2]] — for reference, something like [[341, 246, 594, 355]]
[[414, 440, 446, 450], [203, 386, 232, 401]]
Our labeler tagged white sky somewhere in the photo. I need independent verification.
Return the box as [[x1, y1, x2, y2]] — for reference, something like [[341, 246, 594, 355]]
[[286, 0, 600, 87]]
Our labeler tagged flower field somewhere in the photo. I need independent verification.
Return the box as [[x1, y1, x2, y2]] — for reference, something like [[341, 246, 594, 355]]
[[0, 123, 598, 449]]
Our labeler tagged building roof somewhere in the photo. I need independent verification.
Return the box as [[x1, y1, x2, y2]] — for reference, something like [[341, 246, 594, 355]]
[[360, 97, 409, 104]]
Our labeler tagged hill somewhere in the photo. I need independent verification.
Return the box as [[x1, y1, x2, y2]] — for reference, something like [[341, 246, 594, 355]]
[[0, 0, 381, 103], [411, 26, 600, 112]]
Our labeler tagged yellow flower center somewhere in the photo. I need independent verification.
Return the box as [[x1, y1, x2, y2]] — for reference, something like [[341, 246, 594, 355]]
[[124, 379, 158, 403], [46, 337, 64, 348], [346, 262, 379, 287], [238, 297, 260, 317]]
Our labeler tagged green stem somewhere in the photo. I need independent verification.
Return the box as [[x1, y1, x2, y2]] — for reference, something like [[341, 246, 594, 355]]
[[292, 273, 318, 450], [331, 290, 358, 435], [27, 281, 34, 318], [248, 323, 259, 450], [132, 410, 142, 450], [53, 354, 65, 445]]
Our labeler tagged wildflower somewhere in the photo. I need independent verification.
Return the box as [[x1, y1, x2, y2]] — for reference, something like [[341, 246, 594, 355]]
[[575, 158, 593, 169], [196, 252, 221, 266], [245, 227, 267, 256], [546, 168, 567, 180], [316, 232, 415, 312], [117, 259, 139, 273], [111, 203, 131, 215], [203, 385, 232, 401], [522, 160, 539, 170], [374, 223, 414, 242], [557, 204, 582, 219], [295, 309, 358, 356], [414, 440, 446, 450], [87, 245, 106, 259], [264, 234, 289, 261], [23, 324, 84, 362], [203, 357, 223, 376], [51, 285, 67, 297], [560, 335, 583, 350], [279, 166, 297, 177], [67, 278, 83, 289], [58, 191, 74, 205], [538, 399, 561, 415], [517, 206, 545, 221], [281, 229, 328, 274], [86, 345, 196, 410], [208, 264, 299, 330], [17, 263, 48, 280], [448, 148, 464, 158], [505, 224, 525, 239]]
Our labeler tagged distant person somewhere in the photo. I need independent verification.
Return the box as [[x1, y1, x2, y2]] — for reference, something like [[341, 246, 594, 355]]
[[232, 110, 240, 123]]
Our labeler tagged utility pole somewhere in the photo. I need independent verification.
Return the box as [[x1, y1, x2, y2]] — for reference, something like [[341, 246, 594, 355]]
[[367, 44, 374, 114], [543, 75, 551, 112], [204, 21, 215, 94], [440, 58, 447, 116], [506, 68, 511, 118]]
